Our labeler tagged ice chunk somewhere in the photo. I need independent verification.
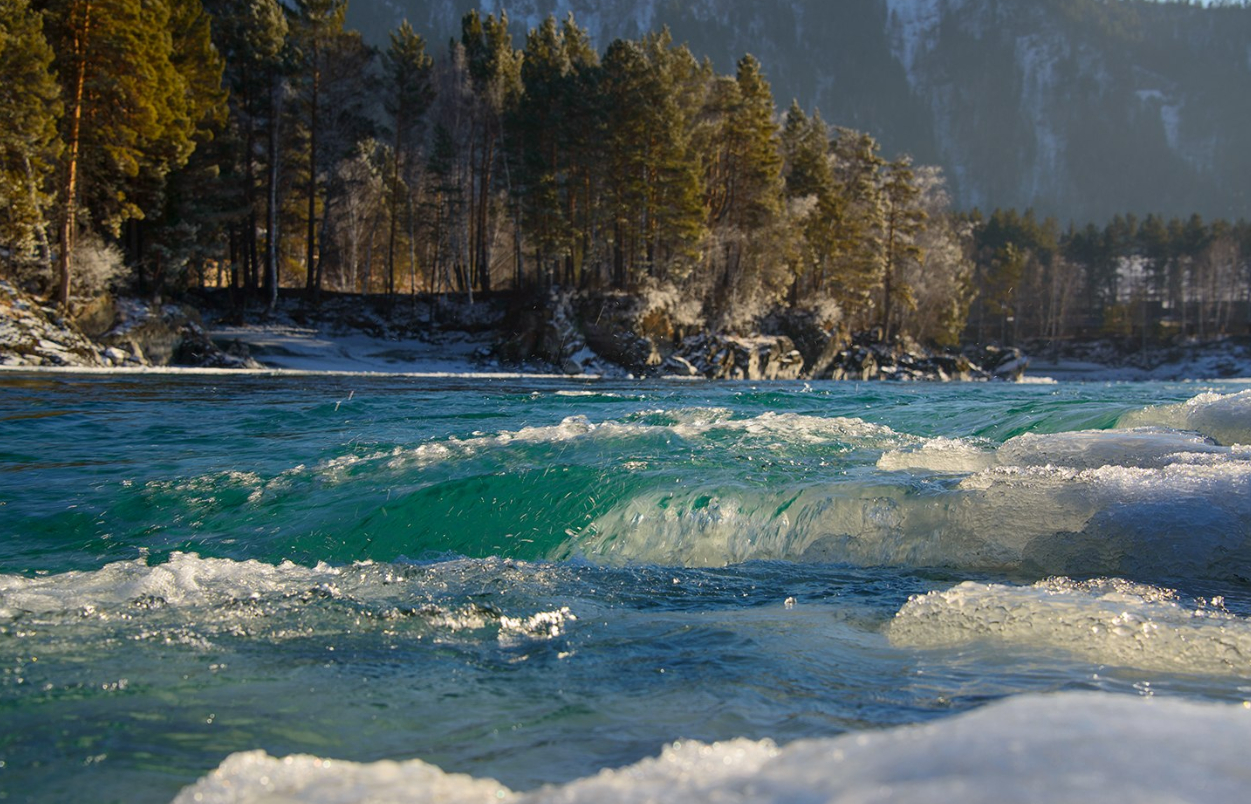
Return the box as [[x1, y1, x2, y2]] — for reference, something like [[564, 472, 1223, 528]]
[[172, 692, 1251, 804], [889, 577, 1251, 676], [1119, 390, 1251, 446]]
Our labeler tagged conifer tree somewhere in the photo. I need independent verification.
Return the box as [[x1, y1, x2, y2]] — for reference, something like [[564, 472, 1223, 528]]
[[42, 0, 208, 304], [879, 156, 926, 340], [382, 19, 432, 298], [138, 0, 228, 296], [461, 10, 520, 292], [290, 0, 374, 297], [513, 15, 574, 286], [704, 54, 784, 325], [202, 0, 287, 298], [780, 102, 836, 306], [0, 0, 61, 273], [828, 127, 887, 328], [602, 31, 706, 288], [640, 32, 706, 285]]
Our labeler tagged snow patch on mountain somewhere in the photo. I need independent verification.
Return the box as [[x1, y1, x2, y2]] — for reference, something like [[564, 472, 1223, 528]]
[[884, 0, 948, 88], [1014, 31, 1068, 200]]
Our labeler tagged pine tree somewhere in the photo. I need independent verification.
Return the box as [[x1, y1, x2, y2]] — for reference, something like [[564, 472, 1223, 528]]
[[601, 31, 706, 288], [0, 0, 61, 275], [137, 0, 228, 297], [513, 15, 573, 287], [382, 19, 432, 298], [879, 156, 926, 340], [202, 0, 287, 299], [640, 32, 706, 285], [461, 10, 520, 291], [780, 102, 836, 306], [703, 54, 785, 327], [289, 0, 374, 297], [828, 127, 887, 328], [42, 0, 208, 304]]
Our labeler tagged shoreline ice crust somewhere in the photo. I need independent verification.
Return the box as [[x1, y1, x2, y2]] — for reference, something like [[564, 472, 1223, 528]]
[[171, 692, 1251, 804], [889, 577, 1251, 677]]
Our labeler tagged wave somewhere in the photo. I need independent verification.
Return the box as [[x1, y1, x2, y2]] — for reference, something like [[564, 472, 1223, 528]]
[[562, 425, 1251, 579], [889, 577, 1251, 677], [0, 552, 579, 647], [27, 391, 1250, 579], [171, 692, 1251, 804]]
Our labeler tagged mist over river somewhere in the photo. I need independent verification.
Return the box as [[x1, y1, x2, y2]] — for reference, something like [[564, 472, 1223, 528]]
[[3, 374, 1251, 803]]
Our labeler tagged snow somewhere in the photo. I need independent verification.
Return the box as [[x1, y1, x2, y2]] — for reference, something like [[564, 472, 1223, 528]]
[[1026, 339, 1251, 382], [209, 321, 505, 376], [884, 0, 953, 89]]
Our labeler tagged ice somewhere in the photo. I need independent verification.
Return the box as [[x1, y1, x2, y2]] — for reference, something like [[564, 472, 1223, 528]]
[[877, 436, 998, 473], [995, 428, 1227, 469], [1119, 390, 1251, 446], [172, 692, 1251, 804], [890, 578, 1251, 676]]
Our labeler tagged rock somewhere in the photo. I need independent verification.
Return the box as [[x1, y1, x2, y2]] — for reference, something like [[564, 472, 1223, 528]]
[[664, 334, 805, 380], [815, 332, 1019, 382], [0, 280, 106, 367], [98, 300, 261, 368], [70, 294, 118, 339], [969, 344, 1030, 381]]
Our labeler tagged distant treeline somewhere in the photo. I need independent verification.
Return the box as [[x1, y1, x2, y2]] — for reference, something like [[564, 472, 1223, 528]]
[[969, 209, 1251, 345], [2, 0, 1248, 346]]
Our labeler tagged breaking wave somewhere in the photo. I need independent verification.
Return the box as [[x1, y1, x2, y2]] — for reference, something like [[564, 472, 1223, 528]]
[[561, 423, 1251, 580]]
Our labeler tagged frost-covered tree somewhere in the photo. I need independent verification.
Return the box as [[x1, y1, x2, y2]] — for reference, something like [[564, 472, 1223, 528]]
[[905, 168, 974, 346]]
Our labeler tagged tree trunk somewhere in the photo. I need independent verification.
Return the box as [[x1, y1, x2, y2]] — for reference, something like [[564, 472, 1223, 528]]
[[304, 41, 321, 297], [266, 73, 282, 311], [56, 0, 92, 307]]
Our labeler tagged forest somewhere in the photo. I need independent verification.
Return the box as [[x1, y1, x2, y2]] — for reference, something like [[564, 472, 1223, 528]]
[[2, 0, 1249, 350]]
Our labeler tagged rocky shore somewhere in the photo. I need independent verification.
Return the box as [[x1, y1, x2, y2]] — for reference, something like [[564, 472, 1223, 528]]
[[0, 280, 258, 370], [8, 281, 1190, 382], [498, 289, 1028, 381]]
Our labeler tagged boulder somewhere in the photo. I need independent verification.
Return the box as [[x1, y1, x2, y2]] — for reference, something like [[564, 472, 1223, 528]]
[[665, 334, 805, 380], [0, 280, 105, 367]]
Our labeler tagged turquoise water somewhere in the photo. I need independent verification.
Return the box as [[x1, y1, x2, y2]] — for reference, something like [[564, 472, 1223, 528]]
[[2, 374, 1250, 802]]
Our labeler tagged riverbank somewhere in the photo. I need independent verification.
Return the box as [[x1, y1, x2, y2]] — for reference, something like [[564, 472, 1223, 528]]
[[5, 282, 1251, 381]]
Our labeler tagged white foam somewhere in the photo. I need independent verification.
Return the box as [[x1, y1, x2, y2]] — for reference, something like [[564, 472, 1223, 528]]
[[889, 578, 1251, 676], [172, 692, 1251, 804], [298, 410, 908, 481], [879, 428, 1228, 475], [0, 552, 338, 618], [676, 411, 908, 446], [1119, 390, 1251, 446]]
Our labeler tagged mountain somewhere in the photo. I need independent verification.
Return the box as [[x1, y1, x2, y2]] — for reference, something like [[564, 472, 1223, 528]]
[[345, 0, 1251, 222]]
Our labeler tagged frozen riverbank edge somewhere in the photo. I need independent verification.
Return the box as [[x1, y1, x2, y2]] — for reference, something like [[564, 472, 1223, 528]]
[[4, 281, 1251, 380]]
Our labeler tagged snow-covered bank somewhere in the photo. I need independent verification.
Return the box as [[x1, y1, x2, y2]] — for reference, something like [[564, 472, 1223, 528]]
[[7, 281, 1251, 380], [209, 322, 500, 375], [1026, 339, 1251, 382]]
